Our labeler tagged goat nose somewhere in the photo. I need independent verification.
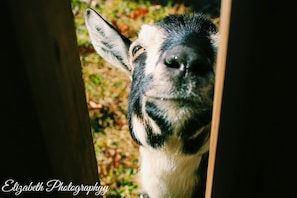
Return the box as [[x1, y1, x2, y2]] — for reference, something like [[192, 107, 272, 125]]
[[165, 54, 188, 70], [164, 47, 212, 78], [164, 46, 205, 77]]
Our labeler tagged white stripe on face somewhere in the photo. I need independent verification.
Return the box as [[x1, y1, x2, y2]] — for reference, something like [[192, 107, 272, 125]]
[[134, 24, 167, 76]]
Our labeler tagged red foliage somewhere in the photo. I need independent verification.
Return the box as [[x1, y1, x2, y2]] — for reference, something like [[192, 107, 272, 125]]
[[128, 7, 149, 19]]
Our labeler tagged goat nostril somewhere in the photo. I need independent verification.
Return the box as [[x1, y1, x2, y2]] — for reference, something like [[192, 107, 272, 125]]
[[165, 55, 183, 69]]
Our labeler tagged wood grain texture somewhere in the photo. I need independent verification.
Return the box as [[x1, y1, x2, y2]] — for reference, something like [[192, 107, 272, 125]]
[[1, 1, 99, 197]]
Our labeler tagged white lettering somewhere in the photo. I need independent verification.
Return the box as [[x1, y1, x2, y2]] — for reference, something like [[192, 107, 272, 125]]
[[1, 179, 15, 193], [1, 179, 44, 196], [1, 179, 109, 196], [46, 179, 62, 192]]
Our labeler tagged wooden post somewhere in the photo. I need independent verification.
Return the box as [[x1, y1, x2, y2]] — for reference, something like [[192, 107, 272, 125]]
[[1, 1, 100, 197], [205, 0, 232, 197], [206, 1, 297, 198]]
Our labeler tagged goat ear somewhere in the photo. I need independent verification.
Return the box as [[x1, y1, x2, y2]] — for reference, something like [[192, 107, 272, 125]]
[[85, 8, 132, 76]]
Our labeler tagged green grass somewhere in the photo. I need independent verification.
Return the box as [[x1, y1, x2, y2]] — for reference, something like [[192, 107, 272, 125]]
[[70, 0, 215, 197]]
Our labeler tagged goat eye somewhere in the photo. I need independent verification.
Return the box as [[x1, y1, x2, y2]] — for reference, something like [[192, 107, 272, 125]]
[[132, 45, 145, 58]]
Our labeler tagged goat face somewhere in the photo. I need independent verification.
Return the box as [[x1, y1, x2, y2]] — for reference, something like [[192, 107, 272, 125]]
[[85, 8, 218, 198]]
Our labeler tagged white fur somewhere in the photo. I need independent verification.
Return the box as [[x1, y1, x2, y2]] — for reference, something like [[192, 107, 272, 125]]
[[139, 142, 205, 198], [131, 114, 148, 146], [135, 25, 167, 76], [85, 9, 131, 75], [210, 32, 220, 49]]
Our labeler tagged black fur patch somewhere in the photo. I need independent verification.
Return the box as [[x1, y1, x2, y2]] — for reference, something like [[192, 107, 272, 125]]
[[145, 123, 166, 148], [145, 101, 173, 148], [182, 124, 210, 154], [176, 103, 212, 154], [191, 152, 209, 198], [157, 14, 217, 37], [95, 26, 105, 37], [128, 53, 152, 146], [128, 53, 147, 116]]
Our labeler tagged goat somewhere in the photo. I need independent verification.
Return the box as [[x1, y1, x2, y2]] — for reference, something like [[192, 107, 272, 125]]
[[85, 8, 219, 198]]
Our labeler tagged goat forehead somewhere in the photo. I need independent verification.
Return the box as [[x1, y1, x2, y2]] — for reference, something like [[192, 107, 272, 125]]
[[136, 14, 216, 50], [137, 24, 167, 50], [158, 14, 216, 34]]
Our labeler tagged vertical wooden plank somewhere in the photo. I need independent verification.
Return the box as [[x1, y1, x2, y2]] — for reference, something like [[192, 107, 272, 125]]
[[205, 0, 232, 197], [208, 1, 297, 198], [1, 1, 100, 197]]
